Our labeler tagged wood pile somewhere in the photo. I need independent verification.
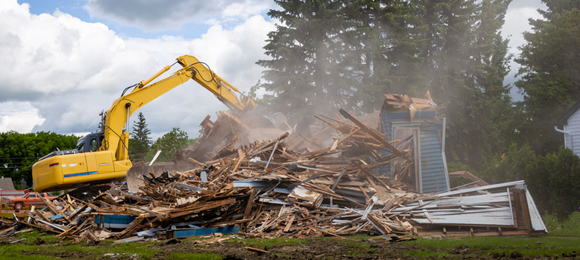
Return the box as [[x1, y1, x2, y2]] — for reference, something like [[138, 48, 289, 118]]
[[0, 108, 547, 242]]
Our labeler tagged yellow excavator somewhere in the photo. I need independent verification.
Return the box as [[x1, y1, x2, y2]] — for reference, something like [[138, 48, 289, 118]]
[[32, 55, 256, 192]]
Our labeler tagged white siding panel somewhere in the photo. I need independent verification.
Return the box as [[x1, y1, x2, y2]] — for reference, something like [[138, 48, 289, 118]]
[[567, 110, 580, 156]]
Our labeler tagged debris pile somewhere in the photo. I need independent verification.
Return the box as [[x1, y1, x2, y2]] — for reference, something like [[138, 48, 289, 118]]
[[0, 94, 548, 242]]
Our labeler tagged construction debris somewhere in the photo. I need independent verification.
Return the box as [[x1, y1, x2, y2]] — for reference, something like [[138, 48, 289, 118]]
[[0, 94, 548, 242]]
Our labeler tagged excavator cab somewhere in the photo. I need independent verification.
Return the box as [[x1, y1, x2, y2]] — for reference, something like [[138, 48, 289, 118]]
[[76, 133, 105, 153]]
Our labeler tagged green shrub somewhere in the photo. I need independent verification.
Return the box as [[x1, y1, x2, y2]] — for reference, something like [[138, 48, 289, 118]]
[[562, 212, 580, 230], [478, 143, 536, 184], [529, 147, 580, 218], [542, 212, 561, 231], [479, 145, 580, 219]]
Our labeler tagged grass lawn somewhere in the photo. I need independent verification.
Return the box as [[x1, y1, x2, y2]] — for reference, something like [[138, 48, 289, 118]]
[[2, 216, 580, 260], [3, 230, 578, 259], [406, 230, 580, 258]]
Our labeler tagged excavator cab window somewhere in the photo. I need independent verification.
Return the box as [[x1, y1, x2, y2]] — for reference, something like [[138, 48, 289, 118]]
[[76, 137, 85, 152], [76, 133, 104, 153], [90, 137, 98, 152]]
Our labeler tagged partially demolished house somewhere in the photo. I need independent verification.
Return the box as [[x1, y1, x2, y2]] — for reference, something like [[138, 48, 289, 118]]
[[0, 93, 548, 242], [380, 93, 449, 193]]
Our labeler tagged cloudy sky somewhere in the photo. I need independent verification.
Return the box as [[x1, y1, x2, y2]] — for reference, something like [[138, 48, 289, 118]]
[[0, 0, 545, 140]]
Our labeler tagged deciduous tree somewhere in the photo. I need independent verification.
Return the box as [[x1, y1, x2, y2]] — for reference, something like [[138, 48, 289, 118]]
[[0, 131, 77, 187], [145, 128, 195, 163]]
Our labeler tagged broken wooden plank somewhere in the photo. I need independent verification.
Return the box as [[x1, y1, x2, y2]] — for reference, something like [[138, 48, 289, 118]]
[[339, 109, 407, 158]]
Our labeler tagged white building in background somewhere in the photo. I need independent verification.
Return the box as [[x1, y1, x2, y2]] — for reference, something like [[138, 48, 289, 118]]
[[555, 100, 580, 156]]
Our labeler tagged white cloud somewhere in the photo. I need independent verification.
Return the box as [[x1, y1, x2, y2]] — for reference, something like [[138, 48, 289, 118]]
[[503, 5, 544, 56], [84, 0, 276, 30], [0, 1, 127, 99], [0, 102, 44, 133], [186, 15, 275, 90], [501, 0, 546, 97], [507, 0, 545, 10], [0, 0, 275, 138]]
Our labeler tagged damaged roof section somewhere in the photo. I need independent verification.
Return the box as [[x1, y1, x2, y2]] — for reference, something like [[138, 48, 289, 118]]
[[382, 92, 443, 122]]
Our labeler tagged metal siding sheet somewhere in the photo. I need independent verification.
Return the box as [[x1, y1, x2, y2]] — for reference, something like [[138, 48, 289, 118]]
[[384, 111, 437, 121], [421, 144, 440, 151], [526, 189, 548, 232], [422, 174, 447, 181], [423, 180, 448, 192], [420, 127, 442, 131], [421, 147, 442, 153], [421, 160, 445, 167], [380, 112, 393, 175], [410, 210, 515, 226], [420, 128, 448, 193], [423, 167, 445, 175]]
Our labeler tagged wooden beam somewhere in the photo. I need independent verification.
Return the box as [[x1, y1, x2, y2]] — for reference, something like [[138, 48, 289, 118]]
[[243, 188, 257, 220], [338, 109, 407, 159]]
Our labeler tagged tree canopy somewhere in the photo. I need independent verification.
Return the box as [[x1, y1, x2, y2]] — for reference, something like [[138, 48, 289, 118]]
[[145, 127, 196, 163], [0, 131, 78, 188], [258, 0, 513, 168]]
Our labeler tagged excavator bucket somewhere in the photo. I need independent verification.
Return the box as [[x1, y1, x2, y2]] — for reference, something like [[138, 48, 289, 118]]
[[126, 164, 195, 193]]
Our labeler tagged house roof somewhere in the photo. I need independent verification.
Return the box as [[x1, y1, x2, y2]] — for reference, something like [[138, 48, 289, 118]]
[[556, 99, 580, 126], [0, 177, 15, 190]]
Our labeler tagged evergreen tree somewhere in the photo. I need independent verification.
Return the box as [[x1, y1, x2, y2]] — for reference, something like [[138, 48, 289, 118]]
[[417, 0, 513, 168], [257, 0, 513, 168], [258, 0, 428, 120], [515, 0, 580, 154], [341, 0, 427, 113], [129, 112, 151, 162], [257, 0, 350, 130]]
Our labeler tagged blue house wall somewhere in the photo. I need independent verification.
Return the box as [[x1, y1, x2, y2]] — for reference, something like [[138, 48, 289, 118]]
[[380, 110, 449, 193]]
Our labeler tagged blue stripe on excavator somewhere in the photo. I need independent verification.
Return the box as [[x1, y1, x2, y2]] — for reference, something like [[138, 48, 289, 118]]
[[63, 171, 98, 178]]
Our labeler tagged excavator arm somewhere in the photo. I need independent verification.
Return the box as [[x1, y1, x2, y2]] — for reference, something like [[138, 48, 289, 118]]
[[32, 55, 255, 192], [102, 55, 256, 161]]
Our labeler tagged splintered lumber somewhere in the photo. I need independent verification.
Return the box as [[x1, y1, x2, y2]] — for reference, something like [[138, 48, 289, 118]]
[[15, 107, 546, 242], [39, 196, 59, 215], [244, 188, 257, 219], [339, 109, 406, 158], [81, 230, 99, 243], [167, 198, 236, 218], [367, 214, 392, 235], [116, 215, 146, 239], [283, 215, 295, 232]]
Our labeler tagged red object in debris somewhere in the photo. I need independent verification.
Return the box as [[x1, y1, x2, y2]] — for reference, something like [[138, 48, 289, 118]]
[[7, 192, 58, 210]]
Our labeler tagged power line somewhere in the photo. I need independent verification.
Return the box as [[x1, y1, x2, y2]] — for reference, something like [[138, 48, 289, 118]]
[[0, 157, 39, 160]]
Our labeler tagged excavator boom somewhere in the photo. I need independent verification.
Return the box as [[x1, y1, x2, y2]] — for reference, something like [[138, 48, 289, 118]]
[[33, 55, 255, 192]]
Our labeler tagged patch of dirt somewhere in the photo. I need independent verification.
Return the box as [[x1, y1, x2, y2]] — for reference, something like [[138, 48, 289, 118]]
[[10, 236, 580, 260], [152, 237, 489, 259], [23, 250, 85, 258]]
